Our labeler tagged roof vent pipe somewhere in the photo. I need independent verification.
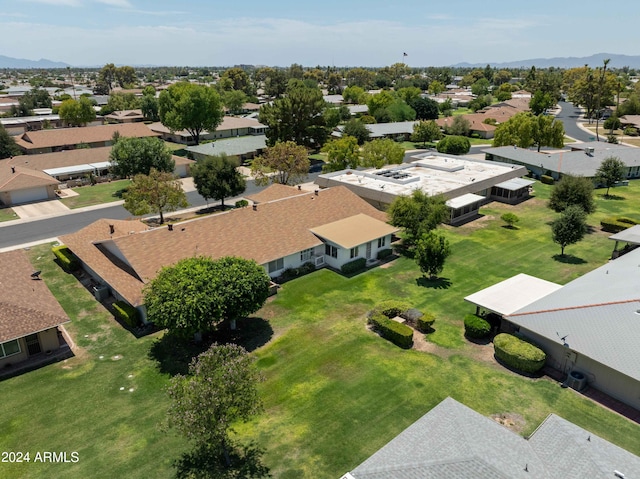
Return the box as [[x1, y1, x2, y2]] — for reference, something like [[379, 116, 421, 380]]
[[253, 204, 257, 211], [109, 224, 115, 235], [168, 224, 173, 231], [11, 166, 15, 174], [314, 189, 319, 196]]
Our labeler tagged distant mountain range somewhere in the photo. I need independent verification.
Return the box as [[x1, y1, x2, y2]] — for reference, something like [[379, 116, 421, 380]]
[[452, 53, 640, 69], [0, 55, 69, 69]]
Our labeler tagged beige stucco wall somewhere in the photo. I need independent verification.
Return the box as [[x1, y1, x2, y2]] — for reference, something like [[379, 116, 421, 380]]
[[0, 328, 61, 368]]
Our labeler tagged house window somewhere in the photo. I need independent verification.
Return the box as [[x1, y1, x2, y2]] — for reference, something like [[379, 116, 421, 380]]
[[325, 244, 337, 258], [0, 339, 21, 358], [350, 246, 359, 259], [268, 258, 284, 273], [300, 248, 313, 262], [378, 237, 386, 248]]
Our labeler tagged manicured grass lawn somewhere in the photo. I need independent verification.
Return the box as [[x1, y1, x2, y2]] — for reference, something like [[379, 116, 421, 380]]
[[2, 180, 640, 478], [60, 179, 131, 209], [466, 136, 493, 146], [0, 206, 18, 222], [164, 141, 189, 157]]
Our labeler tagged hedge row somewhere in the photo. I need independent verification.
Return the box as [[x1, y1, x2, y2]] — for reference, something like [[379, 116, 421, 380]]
[[113, 301, 140, 328], [600, 216, 639, 233], [463, 314, 491, 338], [341, 258, 366, 274], [51, 245, 80, 271], [377, 248, 393, 260], [370, 299, 412, 319], [493, 333, 546, 374], [540, 175, 554, 185], [369, 312, 413, 349], [279, 262, 316, 282], [415, 312, 436, 332]]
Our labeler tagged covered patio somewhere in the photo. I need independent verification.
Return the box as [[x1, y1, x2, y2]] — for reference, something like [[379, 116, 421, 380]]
[[609, 225, 640, 259], [490, 177, 535, 204]]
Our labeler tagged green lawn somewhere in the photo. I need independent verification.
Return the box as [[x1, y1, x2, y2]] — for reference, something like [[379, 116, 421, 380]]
[[164, 141, 189, 157], [1, 181, 640, 478], [0, 206, 18, 222], [60, 179, 131, 209]]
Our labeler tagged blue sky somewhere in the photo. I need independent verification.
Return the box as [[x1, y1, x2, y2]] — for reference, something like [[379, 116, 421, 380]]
[[1, 0, 639, 67]]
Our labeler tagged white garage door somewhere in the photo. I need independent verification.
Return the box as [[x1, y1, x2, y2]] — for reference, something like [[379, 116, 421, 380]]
[[10, 187, 49, 205]]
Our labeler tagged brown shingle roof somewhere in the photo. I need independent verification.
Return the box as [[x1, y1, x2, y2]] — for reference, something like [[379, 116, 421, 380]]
[[245, 183, 306, 204], [60, 219, 151, 306], [14, 123, 159, 151], [104, 109, 144, 121], [147, 116, 265, 136], [61, 187, 389, 306], [0, 249, 70, 342], [5, 147, 112, 171], [0, 164, 58, 192]]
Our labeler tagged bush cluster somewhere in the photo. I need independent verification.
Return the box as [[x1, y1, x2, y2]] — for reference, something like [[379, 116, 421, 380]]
[[235, 199, 249, 208], [540, 175, 554, 185], [51, 245, 80, 271], [340, 258, 366, 274], [463, 314, 491, 338], [377, 248, 393, 260], [113, 301, 140, 328], [415, 312, 436, 332], [278, 262, 316, 282], [369, 312, 413, 349], [493, 333, 546, 374], [600, 216, 639, 233]]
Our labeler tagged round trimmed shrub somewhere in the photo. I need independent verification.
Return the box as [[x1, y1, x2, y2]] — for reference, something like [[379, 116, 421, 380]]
[[416, 312, 436, 332], [464, 314, 491, 338], [493, 333, 546, 374]]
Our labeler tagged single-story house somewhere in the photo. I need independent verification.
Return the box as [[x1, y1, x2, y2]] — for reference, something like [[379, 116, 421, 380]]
[[0, 163, 59, 205], [347, 104, 369, 116], [466, 246, 640, 411], [619, 115, 640, 130], [334, 121, 417, 141], [104, 109, 145, 124], [13, 123, 160, 154], [0, 249, 71, 371], [343, 397, 640, 478], [60, 186, 397, 319], [1, 114, 65, 135], [186, 135, 268, 163], [315, 152, 532, 224], [147, 116, 267, 145], [484, 142, 640, 180], [437, 114, 497, 139]]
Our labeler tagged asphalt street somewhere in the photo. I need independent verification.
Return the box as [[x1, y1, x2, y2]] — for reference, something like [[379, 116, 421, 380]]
[[556, 101, 596, 142]]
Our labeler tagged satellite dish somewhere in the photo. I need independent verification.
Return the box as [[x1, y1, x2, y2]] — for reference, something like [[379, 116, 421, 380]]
[[31, 270, 42, 280]]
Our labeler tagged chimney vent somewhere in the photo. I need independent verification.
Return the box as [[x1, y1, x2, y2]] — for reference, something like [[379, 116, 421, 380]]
[[11, 166, 15, 174], [252, 204, 258, 211], [109, 224, 115, 235], [168, 224, 173, 231], [297, 185, 301, 190], [314, 189, 319, 196]]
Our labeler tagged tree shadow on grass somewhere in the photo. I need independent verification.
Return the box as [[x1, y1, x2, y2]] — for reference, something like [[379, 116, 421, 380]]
[[174, 443, 269, 479], [148, 317, 274, 376], [552, 254, 587, 264], [416, 276, 452, 289], [112, 187, 128, 199], [598, 193, 625, 201], [500, 225, 519, 230]]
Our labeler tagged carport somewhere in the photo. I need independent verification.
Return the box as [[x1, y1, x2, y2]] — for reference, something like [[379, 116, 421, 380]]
[[609, 225, 640, 259], [464, 273, 562, 320]]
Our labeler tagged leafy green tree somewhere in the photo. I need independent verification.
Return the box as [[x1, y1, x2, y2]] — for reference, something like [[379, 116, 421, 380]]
[[346, 68, 375, 89], [97, 63, 117, 93], [191, 154, 246, 209], [123, 168, 187, 224], [551, 205, 587, 256], [397, 87, 422, 104], [387, 190, 448, 244], [251, 141, 309, 186], [529, 90, 554, 115], [166, 343, 265, 471], [361, 138, 404, 168], [595, 156, 626, 196], [415, 231, 451, 280], [366, 91, 395, 119], [342, 85, 367, 104], [323, 105, 350, 129], [159, 82, 224, 145], [444, 116, 471, 136], [145, 256, 270, 335], [0, 124, 21, 159], [548, 175, 596, 214], [109, 137, 175, 177], [115, 65, 136, 88], [428, 80, 445, 95], [342, 118, 370, 145], [20, 87, 52, 111], [100, 92, 140, 115], [493, 70, 512, 86], [471, 78, 490, 96], [259, 85, 328, 148], [261, 68, 287, 98], [493, 112, 564, 152], [436, 135, 471, 155], [58, 97, 96, 126], [386, 100, 416, 122], [221, 67, 252, 95], [469, 94, 492, 112], [321, 136, 360, 172], [501, 212, 520, 228], [409, 96, 439, 120], [222, 89, 248, 115], [140, 94, 159, 121], [411, 120, 442, 146]]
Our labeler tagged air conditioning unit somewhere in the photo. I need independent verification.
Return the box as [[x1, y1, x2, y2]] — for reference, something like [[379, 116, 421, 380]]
[[565, 370, 587, 391]]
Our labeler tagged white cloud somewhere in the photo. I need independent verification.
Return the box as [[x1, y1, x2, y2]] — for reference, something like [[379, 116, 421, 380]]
[[95, 0, 133, 7], [23, 0, 82, 6]]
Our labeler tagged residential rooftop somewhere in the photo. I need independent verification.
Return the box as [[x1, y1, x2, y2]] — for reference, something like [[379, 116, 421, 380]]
[[186, 134, 267, 158]]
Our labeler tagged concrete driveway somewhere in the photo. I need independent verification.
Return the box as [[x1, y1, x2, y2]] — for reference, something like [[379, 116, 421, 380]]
[[12, 200, 71, 219]]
